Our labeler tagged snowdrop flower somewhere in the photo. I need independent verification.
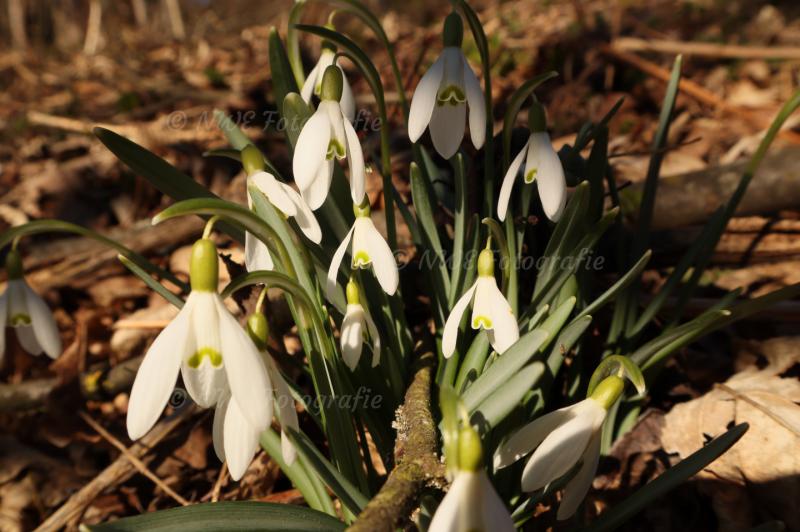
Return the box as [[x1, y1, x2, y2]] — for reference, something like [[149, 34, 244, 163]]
[[301, 38, 355, 123], [127, 237, 273, 446], [326, 201, 398, 300], [211, 310, 299, 480], [408, 12, 485, 159], [498, 101, 566, 222], [339, 278, 381, 370], [442, 247, 518, 358], [430, 424, 514, 532], [0, 249, 61, 363], [293, 65, 366, 210], [494, 375, 626, 520], [242, 146, 322, 272]]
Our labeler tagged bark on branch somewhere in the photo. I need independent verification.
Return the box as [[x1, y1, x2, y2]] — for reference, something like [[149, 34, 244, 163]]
[[347, 345, 446, 532]]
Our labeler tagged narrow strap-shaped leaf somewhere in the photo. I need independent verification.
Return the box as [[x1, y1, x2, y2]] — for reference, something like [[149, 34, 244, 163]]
[[471, 361, 546, 430], [572, 250, 651, 324], [84, 501, 346, 531], [118, 255, 184, 309], [583, 423, 749, 532], [269, 27, 300, 112], [286, 2, 306, 87], [501, 72, 559, 169], [448, 154, 468, 307], [410, 162, 450, 294]]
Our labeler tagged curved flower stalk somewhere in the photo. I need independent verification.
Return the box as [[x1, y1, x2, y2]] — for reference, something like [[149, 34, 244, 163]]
[[210, 308, 300, 480], [0, 249, 61, 362], [442, 246, 519, 358], [326, 200, 398, 300], [127, 236, 273, 453], [301, 36, 356, 123], [408, 12, 485, 159], [498, 101, 567, 222], [430, 424, 514, 531], [494, 366, 643, 520], [243, 157, 321, 272], [293, 65, 366, 210], [339, 277, 381, 370]]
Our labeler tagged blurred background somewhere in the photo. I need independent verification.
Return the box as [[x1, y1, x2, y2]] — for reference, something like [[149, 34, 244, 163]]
[[1, 1, 800, 531]]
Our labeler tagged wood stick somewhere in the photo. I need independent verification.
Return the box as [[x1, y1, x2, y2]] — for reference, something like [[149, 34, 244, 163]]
[[8, 0, 28, 49], [113, 319, 171, 330], [613, 37, 800, 61]]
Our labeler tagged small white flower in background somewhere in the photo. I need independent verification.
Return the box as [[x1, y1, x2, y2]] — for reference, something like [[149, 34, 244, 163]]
[[430, 424, 514, 532], [0, 249, 61, 363], [408, 12, 485, 160], [442, 247, 519, 358], [339, 278, 381, 370], [498, 101, 567, 222], [211, 311, 299, 480], [327, 201, 398, 300], [244, 166, 322, 272], [294, 65, 366, 210], [301, 39, 356, 123], [127, 238, 273, 451], [494, 375, 626, 520]]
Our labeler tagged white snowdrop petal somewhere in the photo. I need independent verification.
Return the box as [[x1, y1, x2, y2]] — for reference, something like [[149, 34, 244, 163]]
[[302, 158, 334, 211], [340, 304, 366, 371], [326, 226, 355, 302], [217, 296, 273, 432], [300, 61, 321, 104], [245, 231, 274, 272], [283, 184, 322, 243], [479, 472, 516, 531], [471, 277, 499, 331], [428, 470, 474, 532], [340, 71, 356, 123], [224, 396, 261, 481], [461, 54, 485, 149], [520, 401, 599, 492], [325, 100, 347, 153], [15, 326, 42, 355], [533, 133, 567, 222], [408, 53, 446, 142], [482, 283, 518, 354], [250, 171, 298, 217], [344, 118, 366, 205], [497, 139, 530, 222], [293, 107, 331, 191], [363, 220, 398, 295], [182, 293, 225, 408], [557, 431, 601, 520], [442, 282, 477, 358], [127, 300, 193, 440], [429, 101, 466, 160], [494, 405, 576, 470], [212, 393, 228, 462], [364, 310, 381, 367], [22, 283, 61, 359]]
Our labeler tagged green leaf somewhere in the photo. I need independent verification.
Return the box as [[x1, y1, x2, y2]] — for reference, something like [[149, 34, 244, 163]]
[[286, 2, 306, 87], [501, 71, 559, 168], [269, 27, 300, 112], [448, 154, 469, 306], [118, 255, 184, 309], [410, 162, 450, 294], [536, 295, 576, 353], [454, 332, 491, 393], [587, 355, 646, 396], [573, 250, 651, 324], [93, 127, 244, 243], [583, 423, 749, 532], [84, 501, 345, 532], [213, 109, 253, 151], [471, 361, 546, 430], [482, 217, 511, 294], [545, 314, 592, 374]]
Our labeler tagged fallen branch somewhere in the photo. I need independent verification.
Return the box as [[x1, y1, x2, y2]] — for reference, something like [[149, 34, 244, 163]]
[[613, 37, 800, 61], [347, 344, 446, 532]]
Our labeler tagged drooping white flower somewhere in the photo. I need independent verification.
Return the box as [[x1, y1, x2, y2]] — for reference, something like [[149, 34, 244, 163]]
[[245, 169, 322, 272], [430, 423, 514, 532], [497, 102, 566, 222], [265, 356, 299, 465], [293, 65, 366, 210], [0, 250, 61, 362], [301, 43, 355, 123], [326, 202, 398, 300], [442, 248, 518, 358], [127, 239, 273, 444], [339, 278, 381, 370], [494, 395, 611, 519], [408, 13, 485, 159]]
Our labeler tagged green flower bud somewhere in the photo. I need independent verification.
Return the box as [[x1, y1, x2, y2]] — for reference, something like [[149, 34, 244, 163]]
[[320, 65, 344, 102], [346, 278, 360, 305], [353, 198, 371, 218], [5, 249, 23, 280], [189, 239, 219, 293], [443, 12, 463, 48], [458, 425, 483, 472], [589, 375, 625, 410], [476, 248, 494, 277], [527, 101, 547, 133], [247, 312, 270, 351], [241, 144, 265, 175]]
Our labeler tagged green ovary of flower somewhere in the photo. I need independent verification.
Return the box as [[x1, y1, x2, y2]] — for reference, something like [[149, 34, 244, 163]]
[[524, 167, 538, 184], [352, 250, 371, 268], [187, 347, 223, 368], [9, 313, 31, 327], [327, 139, 346, 160], [472, 315, 493, 329], [437, 85, 466, 105]]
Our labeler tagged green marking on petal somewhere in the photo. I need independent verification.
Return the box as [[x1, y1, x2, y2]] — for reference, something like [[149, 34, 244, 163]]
[[187, 347, 223, 368], [9, 313, 31, 327], [327, 139, 346, 160], [471, 315, 493, 330], [437, 85, 466, 105], [352, 250, 371, 268], [524, 167, 538, 184]]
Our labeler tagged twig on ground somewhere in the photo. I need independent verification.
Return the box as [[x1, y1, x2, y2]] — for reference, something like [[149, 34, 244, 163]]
[[613, 37, 800, 61]]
